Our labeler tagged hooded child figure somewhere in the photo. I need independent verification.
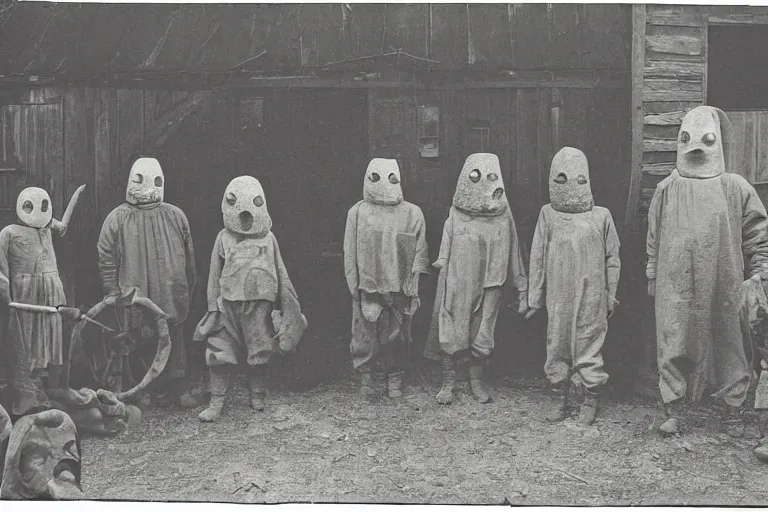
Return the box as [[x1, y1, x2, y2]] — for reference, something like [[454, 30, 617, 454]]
[[194, 176, 307, 422], [647, 106, 768, 438], [97, 157, 198, 408], [424, 153, 528, 404], [343, 158, 429, 398], [0, 184, 85, 415], [526, 147, 621, 426]]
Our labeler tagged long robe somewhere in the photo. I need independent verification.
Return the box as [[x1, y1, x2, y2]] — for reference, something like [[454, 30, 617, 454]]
[[647, 170, 768, 406], [424, 206, 527, 359], [528, 204, 620, 389], [194, 229, 306, 366], [0, 221, 68, 415], [344, 200, 429, 369], [97, 202, 196, 382]]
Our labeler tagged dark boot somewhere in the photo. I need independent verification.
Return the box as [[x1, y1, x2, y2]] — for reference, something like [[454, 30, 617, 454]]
[[755, 412, 768, 463], [659, 399, 684, 437], [248, 365, 268, 411], [468, 358, 491, 404], [359, 366, 377, 397], [198, 369, 229, 422], [387, 371, 404, 398], [577, 387, 600, 426], [722, 405, 745, 438], [546, 381, 570, 423], [436, 354, 456, 405]]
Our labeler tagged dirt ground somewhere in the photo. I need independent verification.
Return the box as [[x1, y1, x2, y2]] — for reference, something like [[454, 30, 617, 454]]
[[78, 362, 768, 506]]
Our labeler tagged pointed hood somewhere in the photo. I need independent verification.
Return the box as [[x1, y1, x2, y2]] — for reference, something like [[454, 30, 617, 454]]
[[363, 158, 403, 205], [549, 146, 594, 213], [676, 106, 733, 179], [452, 153, 508, 216], [222, 175, 273, 237]]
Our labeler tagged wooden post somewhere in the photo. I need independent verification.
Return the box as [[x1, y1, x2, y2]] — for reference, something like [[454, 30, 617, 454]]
[[624, 4, 646, 237]]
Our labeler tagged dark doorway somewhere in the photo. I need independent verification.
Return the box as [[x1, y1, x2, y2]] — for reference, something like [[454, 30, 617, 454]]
[[160, 88, 369, 387], [708, 25, 768, 110]]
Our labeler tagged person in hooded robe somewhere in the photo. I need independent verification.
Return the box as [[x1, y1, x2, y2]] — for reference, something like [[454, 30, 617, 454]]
[[0, 185, 86, 416], [423, 153, 528, 404], [344, 158, 429, 398], [193, 176, 306, 422], [525, 147, 621, 426], [97, 157, 198, 409], [0, 408, 83, 499], [647, 106, 768, 437]]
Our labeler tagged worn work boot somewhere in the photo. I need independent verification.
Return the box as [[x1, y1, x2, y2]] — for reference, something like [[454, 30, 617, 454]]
[[248, 366, 268, 411], [469, 359, 492, 404], [577, 388, 600, 426], [387, 371, 404, 398], [359, 367, 377, 397], [436, 354, 456, 405], [659, 399, 683, 437], [546, 382, 570, 423], [722, 405, 746, 438], [171, 378, 200, 409], [198, 370, 229, 423]]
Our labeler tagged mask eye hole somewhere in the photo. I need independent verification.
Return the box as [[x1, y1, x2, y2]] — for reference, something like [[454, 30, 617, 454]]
[[132, 173, 143, 184], [487, 173, 498, 182], [553, 173, 568, 185], [41, 199, 49, 212], [680, 131, 690, 144], [388, 173, 400, 185], [154, 176, 163, 187], [576, 175, 588, 185], [226, 192, 236, 206], [469, 169, 481, 183], [702, 132, 717, 146], [22, 200, 33, 214], [253, 195, 264, 207], [369, 172, 380, 183]]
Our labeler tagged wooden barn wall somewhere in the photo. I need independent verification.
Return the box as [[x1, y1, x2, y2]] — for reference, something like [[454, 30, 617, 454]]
[[368, 85, 631, 268], [2, 4, 630, 74]]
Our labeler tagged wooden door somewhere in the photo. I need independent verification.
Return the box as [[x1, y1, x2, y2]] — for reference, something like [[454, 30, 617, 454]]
[[724, 111, 768, 206]]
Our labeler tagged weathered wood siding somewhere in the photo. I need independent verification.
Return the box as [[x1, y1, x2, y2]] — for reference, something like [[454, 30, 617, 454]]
[[1, 4, 629, 75]]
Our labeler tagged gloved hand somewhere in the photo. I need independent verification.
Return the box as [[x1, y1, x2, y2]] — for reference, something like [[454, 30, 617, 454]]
[[432, 259, 446, 270], [647, 279, 655, 297], [524, 308, 539, 320], [406, 297, 420, 316], [517, 291, 529, 315], [608, 297, 619, 319], [0, 275, 10, 305], [103, 294, 119, 307]]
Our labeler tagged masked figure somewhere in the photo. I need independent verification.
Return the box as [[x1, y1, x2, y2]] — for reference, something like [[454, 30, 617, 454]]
[[343, 158, 429, 398], [424, 153, 528, 404], [194, 176, 306, 421], [0, 185, 85, 416], [647, 106, 768, 437], [526, 147, 621, 425], [0, 409, 82, 499], [97, 157, 197, 409]]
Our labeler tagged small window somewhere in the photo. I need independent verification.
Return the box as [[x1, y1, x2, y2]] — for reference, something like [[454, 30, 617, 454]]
[[709, 25, 768, 110], [417, 104, 439, 158]]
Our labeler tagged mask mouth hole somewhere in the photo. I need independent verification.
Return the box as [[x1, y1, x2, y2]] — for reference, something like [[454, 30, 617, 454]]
[[239, 211, 254, 232], [553, 173, 568, 185], [686, 148, 706, 162], [492, 188, 504, 200], [22, 200, 34, 214]]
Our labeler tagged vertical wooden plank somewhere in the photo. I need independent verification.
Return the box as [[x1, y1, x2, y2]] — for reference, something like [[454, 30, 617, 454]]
[[117, 89, 145, 203], [489, 89, 510, 186], [94, 90, 109, 220], [726, 111, 746, 179], [537, 88, 553, 205], [625, 4, 647, 234], [516, 89, 541, 212], [561, 89, 590, 152]]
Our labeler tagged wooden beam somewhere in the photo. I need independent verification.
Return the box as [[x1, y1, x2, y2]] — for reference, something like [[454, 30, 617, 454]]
[[643, 138, 677, 152], [643, 89, 703, 102], [642, 162, 675, 176], [625, 4, 646, 235], [645, 34, 702, 56], [644, 111, 686, 126], [144, 90, 213, 149]]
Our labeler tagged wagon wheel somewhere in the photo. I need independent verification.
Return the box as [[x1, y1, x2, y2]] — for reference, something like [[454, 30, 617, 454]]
[[68, 290, 172, 403]]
